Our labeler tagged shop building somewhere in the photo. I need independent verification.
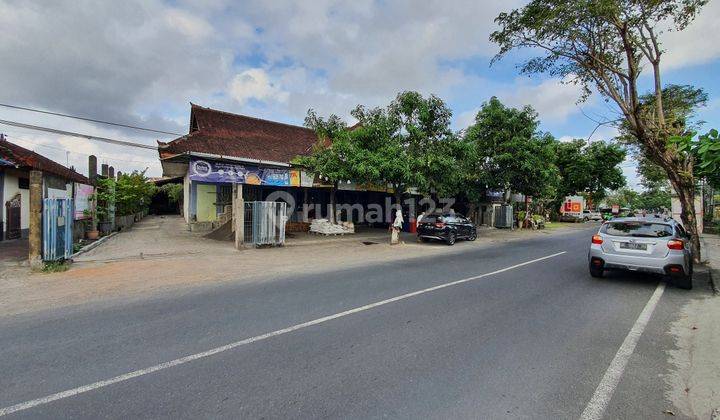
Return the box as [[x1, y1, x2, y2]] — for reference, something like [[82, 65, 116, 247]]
[[158, 104, 400, 231]]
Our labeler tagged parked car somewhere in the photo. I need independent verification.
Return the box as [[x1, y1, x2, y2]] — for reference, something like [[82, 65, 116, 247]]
[[417, 213, 477, 245], [588, 217, 693, 289], [582, 210, 603, 221]]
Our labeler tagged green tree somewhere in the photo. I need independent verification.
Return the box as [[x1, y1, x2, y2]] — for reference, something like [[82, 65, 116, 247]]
[[605, 188, 640, 209], [348, 104, 424, 205], [294, 110, 357, 223], [620, 85, 708, 189], [671, 129, 720, 189], [388, 91, 465, 201], [115, 171, 156, 216], [637, 188, 671, 212], [464, 97, 560, 206], [554, 140, 592, 201], [301, 92, 471, 212], [491, 0, 709, 260], [159, 183, 183, 205], [584, 140, 626, 203], [553, 139, 625, 208]]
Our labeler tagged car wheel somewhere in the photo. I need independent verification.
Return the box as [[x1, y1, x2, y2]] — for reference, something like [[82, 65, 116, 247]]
[[446, 232, 456, 246], [673, 264, 693, 290], [583, 217, 589, 222], [420, 237, 429, 243], [589, 261, 604, 278], [468, 230, 477, 241]]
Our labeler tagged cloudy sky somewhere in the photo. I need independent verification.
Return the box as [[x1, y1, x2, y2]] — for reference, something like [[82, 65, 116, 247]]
[[1, 0, 719, 189]]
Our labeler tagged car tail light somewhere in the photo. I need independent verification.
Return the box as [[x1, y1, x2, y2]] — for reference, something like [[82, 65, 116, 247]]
[[435, 222, 445, 228], [592, 235, 603, 244], [667, 239, 684, 250], [668, 265, 682, 273]]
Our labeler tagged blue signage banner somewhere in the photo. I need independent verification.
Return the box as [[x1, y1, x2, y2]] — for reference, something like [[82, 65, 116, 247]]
[[188, 159, 290, 186]]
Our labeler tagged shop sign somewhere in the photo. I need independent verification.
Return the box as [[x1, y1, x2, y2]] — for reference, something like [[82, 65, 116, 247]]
[[74, 183, 94, 220], [189, 159, 290, 186], [561, 195, 585, 217], [300, 171, 313, 187]]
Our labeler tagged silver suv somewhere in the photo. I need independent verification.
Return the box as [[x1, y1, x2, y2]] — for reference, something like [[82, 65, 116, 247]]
[[588, 216, 693, 289]]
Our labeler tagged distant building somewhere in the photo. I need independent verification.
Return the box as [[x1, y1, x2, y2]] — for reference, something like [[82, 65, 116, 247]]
[[671, 191, 704, 235], [0, 137, 90, 239]]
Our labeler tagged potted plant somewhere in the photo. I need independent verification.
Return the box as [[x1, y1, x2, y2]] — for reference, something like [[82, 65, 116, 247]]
[[93, 178, 115, 236], [83, 204, 99, 240]]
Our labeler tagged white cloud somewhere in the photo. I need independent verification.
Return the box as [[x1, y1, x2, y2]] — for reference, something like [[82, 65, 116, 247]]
[[164, 9, 213, 41], [229, 69, 289, 106], [661, 0, 720, 69], [499, 77, 587, 122], [1, 0, 714, 173], [234, 0, 524, 110]]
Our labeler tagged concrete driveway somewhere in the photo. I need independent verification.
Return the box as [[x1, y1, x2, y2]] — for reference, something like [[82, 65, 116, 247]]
[[73, 215, 237, 263]]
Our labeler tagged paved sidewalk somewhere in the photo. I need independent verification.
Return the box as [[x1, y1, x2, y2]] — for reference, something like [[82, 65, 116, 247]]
[[664, 233, 720, 419], [701, 234, 720, 293]]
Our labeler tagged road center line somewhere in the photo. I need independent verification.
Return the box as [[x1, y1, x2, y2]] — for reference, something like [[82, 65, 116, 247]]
[[0, 251, 566, 417], [579, 282, 666, 420]]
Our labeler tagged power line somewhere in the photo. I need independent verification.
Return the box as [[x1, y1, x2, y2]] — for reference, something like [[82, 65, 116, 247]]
[[0, 102, 183, 136], [0, 119, 159, 150], [3, 133, 159, 165]]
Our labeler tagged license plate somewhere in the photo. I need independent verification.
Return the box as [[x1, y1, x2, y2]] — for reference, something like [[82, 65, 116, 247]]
[[620, 242, 646, 250]]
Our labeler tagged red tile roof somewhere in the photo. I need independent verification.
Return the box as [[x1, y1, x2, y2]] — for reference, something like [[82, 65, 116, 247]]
[[157, 104, 319, 165], [0, 138, 90, 184]]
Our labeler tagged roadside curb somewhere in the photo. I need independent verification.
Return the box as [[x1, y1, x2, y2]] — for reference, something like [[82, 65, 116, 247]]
[[70, 232, 119, 261], [700, 235, 720, 295], [709, 266, 720, 295]]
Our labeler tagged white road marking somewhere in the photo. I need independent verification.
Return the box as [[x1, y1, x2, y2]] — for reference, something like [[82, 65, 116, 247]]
[[0, 251, 566, 417], [579, 282, 666, 420]]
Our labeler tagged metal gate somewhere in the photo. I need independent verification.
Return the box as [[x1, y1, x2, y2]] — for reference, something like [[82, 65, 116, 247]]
[[494, 204, 514, 229], [43, 198, 73, 261], [243, 201, 286, 246], [5, 194, 21, 240]]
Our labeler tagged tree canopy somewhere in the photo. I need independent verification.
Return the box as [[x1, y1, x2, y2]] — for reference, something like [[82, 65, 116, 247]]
[[297, 91, 468, 207], [464, 97, 560, 201], [491, 0, 708, 258], [554, 138, 626, 205]]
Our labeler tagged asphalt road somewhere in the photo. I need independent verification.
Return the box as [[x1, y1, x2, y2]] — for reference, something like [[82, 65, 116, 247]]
[[0, 226, 707, 419]]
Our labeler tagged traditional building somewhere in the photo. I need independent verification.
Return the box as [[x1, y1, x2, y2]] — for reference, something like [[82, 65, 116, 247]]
[[158, 104, 398, 230], [0, 136, 90, 240]]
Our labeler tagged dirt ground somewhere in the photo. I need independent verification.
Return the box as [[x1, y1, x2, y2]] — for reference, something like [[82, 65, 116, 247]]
[[0, 215, 590, 317]]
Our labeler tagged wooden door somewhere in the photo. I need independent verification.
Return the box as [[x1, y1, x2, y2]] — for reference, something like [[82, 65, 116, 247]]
[[5, 194, 21, 240]]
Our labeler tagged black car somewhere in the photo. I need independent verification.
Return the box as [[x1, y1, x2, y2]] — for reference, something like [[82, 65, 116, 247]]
[[417, 213, 477, 245]]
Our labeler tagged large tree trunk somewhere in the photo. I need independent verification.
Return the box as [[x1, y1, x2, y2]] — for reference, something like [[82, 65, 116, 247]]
[[466, 202, 478, 224], [668, 175, 701, 262]]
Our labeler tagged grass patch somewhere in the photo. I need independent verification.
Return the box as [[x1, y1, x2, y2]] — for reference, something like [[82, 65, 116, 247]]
[[543, 221, 580, 230], [42, 260, 70, 273]]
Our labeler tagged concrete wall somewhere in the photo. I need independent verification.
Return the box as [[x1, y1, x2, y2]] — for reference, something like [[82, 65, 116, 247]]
[[671, 194, 703, 235], [2, 169, 31, 236], [183, 174, 190, 224]]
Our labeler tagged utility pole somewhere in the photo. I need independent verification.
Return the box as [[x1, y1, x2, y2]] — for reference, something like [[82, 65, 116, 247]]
[[28, 170, 43, 269]]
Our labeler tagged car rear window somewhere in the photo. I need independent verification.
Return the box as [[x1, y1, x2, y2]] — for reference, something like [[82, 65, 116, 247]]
[[420, 215, 437, 224], [602, 222, 673, 238]]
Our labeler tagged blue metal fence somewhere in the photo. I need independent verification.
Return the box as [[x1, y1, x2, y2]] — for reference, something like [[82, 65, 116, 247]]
[[244, 201, 286, 246], [43, 198, 74, 261]]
